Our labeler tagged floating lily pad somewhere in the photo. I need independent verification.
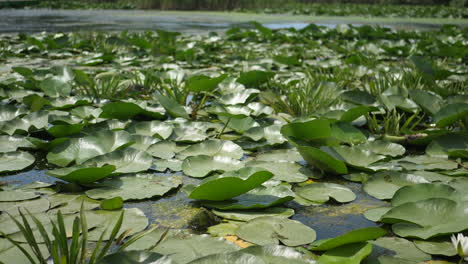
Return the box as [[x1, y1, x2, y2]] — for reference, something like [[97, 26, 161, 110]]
[[391, 183, 459, 207], [83, 148, 152, 174], [318, 242, 372, 264], [212, 207, 294, 222], [0, 198, 49, 216], [309, 227, 386, 251], [413, 239, 457, 257], [295, 183, 356, 203], [332, 145, 386, 170], [433, 103, 468, 127], [146, 141, 177, 159], [357, 141, 405, 157], [155, 94, 189, 119], [219, 89, 259, 105], [46, 164, 116, 184], [0, 135, 34, 153], [97, 251, 172, 264], [189, 167, 273, 201], [0, 151, 35, 173], [100, 101, 164, 120], [153, 159, 182, 172], [236, 216, 316, 246], [0, 190, 39, 202], [85, 173, 182, 201], [39, 77, 71, 97], [177, 140, 244, 160], [426, 133, 468, 158], [254, 149, 302, 162], [182, 155, 244, 178], [370, 237, 431, 262], [363, 171, 431, 200], [245, 160, 310, 183], [297, 146, 348, 175], [126, 120, 173, 139]]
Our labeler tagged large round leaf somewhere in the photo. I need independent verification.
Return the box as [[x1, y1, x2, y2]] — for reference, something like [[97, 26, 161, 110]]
[[370, 237, 431, 262], [182, 155, 243, 178], [391, 183, 459, 207], [83, 148, 152, 174], [281, 119, 331, 145], [155, 94, 189, 119], [381, 198, 468, 239], [357, 141, 405, 157], [363, 171, 431, 200], [47, 130, 133, 167], [97, 251, 172, 264], [202, 184, 294, 210], [332, 145, 386, 170], [218, 89, 259, 105], [212, 207, 294, 222], [189, 167, 273, 201], [318, 242, 372, 264], [236, 216, 316, 246], [0, 190, 39, 202], [177, 139, 243, 160], [426, 133, 468, 159], [85, 173, 182, 201], [0, 151, 35, 173], [309, 227, 386, 251], [297, 146, 348, 175], [100, 101, 164, 120], [295, 183, 356, 203], [245, 160, 311, 183], [46, 164, 116, 184], [126, 121, 173, 139], [413, 239, 457, 257], [0, 135, 34, 153], [146, 141, 177, 159], [39, 77, 71, 97], [433, 103, 468, 127]]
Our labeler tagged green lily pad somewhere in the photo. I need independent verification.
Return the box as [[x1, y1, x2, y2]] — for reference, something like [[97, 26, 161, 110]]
[[47, 124, 84, 138], [85, 173, 182, 201], [0, 198, 49, 216], [0, 111, 48, 135], [332, 145, 386, 170], [318, 242, 373, 264], [46, 164, 117, 184], [245, 160, 311, 183], [363, 171, 431, 200], [426, 133, 468, 159], [219, 89, 259, 105], [202, 184, 294, 210], [100, 101, 164, 120], [254, 149, 302, 162], [155, 93, 189, 119], [153, 159, 182, 172], [369, 237, 431, 262], [236, 216, 316, 246], [47, 130, 134, 167], [330, 122, 367, 145], [295, 183, 356, 203], [357, 141, 405, 157], [0, 151, 35, 173], [297, 146, 348, 175], [39, 77, 71, 97], [100, 197, 123, 210], [187, 74, 227, 92], [212, 207, 294, 222], [363, 207, 392, 222], [219, 116, 258, 134], [391, 183, 459, 207], [0, 135, 35, 153], [97, 251, 171, 264], [189, 167, 273, 201], [409, 89, 443, 115], [340, 106, 379, 122], [126, 121, 173, 140], [0, 190, 39, 202], [83, 148, 152, 174], [381, 198, 468, 239], [189, 245, 314, 264], [309, 227, 386, 251], [237, 70, 274, 88], [182, 155, 244, 178], [413, 239, 457, 257], [397, 155, 458, 171], [433, 103, 468, 127], [177, 139, 244, 160], [146, 141, 177, 159], [0, 104, 26, 122], [281, 119, 332, 145]]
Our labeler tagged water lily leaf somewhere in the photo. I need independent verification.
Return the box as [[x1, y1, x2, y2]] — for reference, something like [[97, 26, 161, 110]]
[[212, 207, 294, 222], [126, 121, 173, 139], [0, 151, 35, 173], [380, 94, 419, 113], [47, 194, 100, 214], [172, 125, 209, 143], [413, 239, 457, 257], [357, 141, 405, 157], [0, 105, 26, 122], [312, 228, 385, 252], [47, 130, 133, 167], [83, 148, 152, 174], [0, 238, 49, 264], [0, 135, 34, 153], [100, 101, 165, 120], [202, 184, 294, 210], [370, 237, 431, 262], [0, 198, 49, 216], [236, 216, 316, 246], [86, 208, 148, 241], [363, 207, 392, 222], [153, 159, 182, 172], [254, 149, 302, 162], [381, 198, 468, 239], [297, 146, 348, 175], [127, 135, 159, 151], [147, 141, 177, 159], [391, 183, 459, 207], [245, 160, 311, 183], [281, 119, 332, 145], [150, 231, 239, 264], [332, 145, 386, 170], [86, 173, 182, 201], [219, 89, 259, 105], [341, 90, 376, 105], [318, 242, 372, 264], [39, 77, 71, 97], [330, 122, 367, 145], [409, 89, 443, 115], [433, 103, 468, 127], [177, 139, 243, 160], [363, 171, 431, 200], [155, 93, 189, 119], [47, 124, 85, 138], [100, 197, 123, 210], [247, 102, 274, 117], [397, 155, 457, 171], [187, 74, 227, 92], [97, 251, 172, 264], [46, 164, 116, 184], [295, 183, 356, 203], [237, 70, 274, 88], [426, 133, 468, 159], [189, 245, 314, 264], [189, 167, 273, 201], [0, 111, 48, 135], [182, 155, 244, 178], [0, 190, 39, 202]]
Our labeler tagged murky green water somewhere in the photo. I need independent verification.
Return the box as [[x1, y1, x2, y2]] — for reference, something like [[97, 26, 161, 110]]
[[1, 9, 466, 33]]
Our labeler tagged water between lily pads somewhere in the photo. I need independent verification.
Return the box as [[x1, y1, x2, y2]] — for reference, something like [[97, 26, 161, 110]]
[[2, 168, 387, 240], [1, 9, 466, 33]]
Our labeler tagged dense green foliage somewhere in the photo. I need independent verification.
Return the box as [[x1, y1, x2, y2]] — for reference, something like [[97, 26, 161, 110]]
[[0, 21, 467, 263]]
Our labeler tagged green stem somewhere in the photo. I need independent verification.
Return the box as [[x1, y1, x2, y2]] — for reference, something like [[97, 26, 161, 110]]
[[217, 117, 231, 139]]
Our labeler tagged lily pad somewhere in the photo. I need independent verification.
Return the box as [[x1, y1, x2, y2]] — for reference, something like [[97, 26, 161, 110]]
[[39, 77, 71, 97], [146, 141, 177, 159], [426, 133, 468, 159], [46, 164, 117, 184], [369, 237, 431, 262], [182, 155, 244, 178], [357, 141, 405, 157], [235, 216, 316, 246], [297, 146, 348, 175], [100, 101, 164, 120], [295, 183, 356, 203], [433, 103, 468, 127], [0, 190, 39, 202], [363, 171, 431, 200], [97, 251, 172, 264], [0, 135, 35, 153], [413, 239, 457, 257], [85, 173, 182, 201], [332, 145, 386, 170], [318, 242, 372, 264], [155, 93, 189, 119], [177, 140, 244, 160], [245, 160, 311, 183], [126, 121, 173, 140], [212, 207, 294, 222], [189, 167, 273, 201], [391, 183, 459, 207], [83, 148, 152, 174], [0, 151, 35, 173], [309, 227, 386, 251]]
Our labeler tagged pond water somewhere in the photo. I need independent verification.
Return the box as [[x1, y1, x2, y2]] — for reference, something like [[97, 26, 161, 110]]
[[0, 9, 465, 33]]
